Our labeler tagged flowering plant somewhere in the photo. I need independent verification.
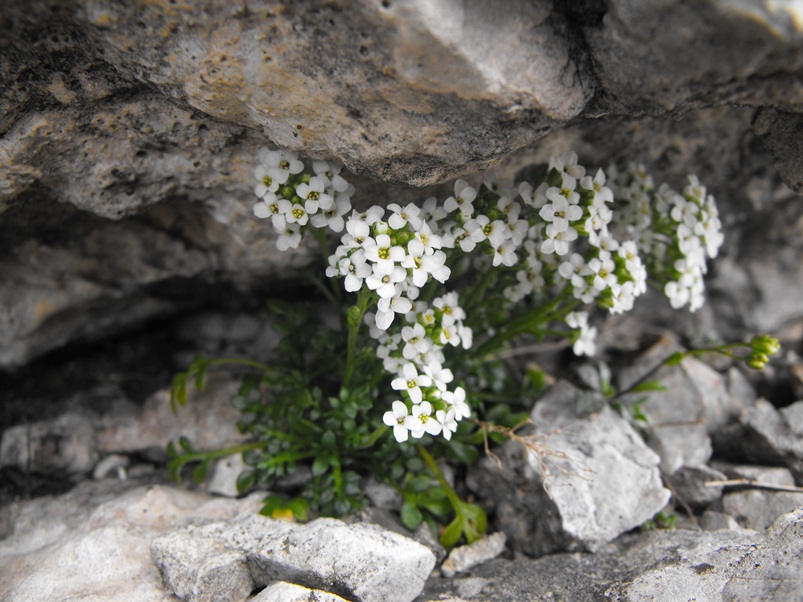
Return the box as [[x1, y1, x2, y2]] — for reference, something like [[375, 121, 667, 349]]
[[168, 147, 764, 546]]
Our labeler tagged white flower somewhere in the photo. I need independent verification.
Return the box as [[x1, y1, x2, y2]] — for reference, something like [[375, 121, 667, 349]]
[[312, 160, 350, 193], [405, 401, 442, 438], [566, 311, 589, 330], [310, 195, 352, 232], [254, 164, 281, 198], [365, 262, 407, 299], [364, 233, 406, 274], [442, 386, 470, 420], [437, 408, 458, 440], [392, 363, 432, 404], [283, 200, 310, 226], [539, 190, 583, 234], [387, 203, 424, 231], [421, 196, 448, 227], [492, 241, 517, 267], [586, 256, 617, 291], [580, 168, 613, 205], [276, 224, 302, 251], [549, 151, 585, 179], [423, 360, 454, 391], [383, 401, 411, 442], [401, 323, 432, 359], [443, 179, 478, 217], [519, 181, 549, 209], [344, 218, 371, 247], [573, 323, 598, 356], [296, 176, 333, 214], [376, 294, 413, 330], [540, 226, 578, 256]]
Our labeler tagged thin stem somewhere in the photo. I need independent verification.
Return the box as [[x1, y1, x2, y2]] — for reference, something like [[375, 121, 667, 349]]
[[344, 287, 372, 389], [418, 445, 462, 509], [358, 424, 389, 449], [208, 357, 275, 374]]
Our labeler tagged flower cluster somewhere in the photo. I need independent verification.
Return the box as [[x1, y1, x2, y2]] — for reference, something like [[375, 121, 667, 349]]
[[608, 164, 724, 311], [251, 147, 723, 443], [253, 149, 354, 250]]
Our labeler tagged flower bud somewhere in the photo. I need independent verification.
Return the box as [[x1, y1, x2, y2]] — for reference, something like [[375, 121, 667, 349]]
[[750, 335, 780, 357], [746, 352, 769, 370]]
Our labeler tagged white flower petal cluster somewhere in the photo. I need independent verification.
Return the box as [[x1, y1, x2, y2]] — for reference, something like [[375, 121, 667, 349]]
[[252, 148, 723, 445], [378, 294, 472, 442], [252, 148, 355, 249], [608, 166, 723, 312]]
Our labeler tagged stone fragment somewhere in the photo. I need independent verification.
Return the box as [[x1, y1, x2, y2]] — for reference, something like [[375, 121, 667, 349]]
[[753, 109, 803, 194], [248, 517, 435, 602], [203, 453, 246, 498], [665, 464, 728, 509], [713, 463, 797, 488], [700, 511, 743, 532], [441, 532, 507, 578], [0, 482, 258, 602], [722, 490, 803, 531], [714, 399, 803, 483], [97, 374, 245, 459], [620, 350, 720, 473], [469, 380, 670, 556], [92, 453, 130, 480], [585, 0, 803, 114], [722, 508, 803, 601], [426, 509, 803, 601], [251, 582, 349, 602], [0, 412, 97, 477], [151, 529, 253, 602]]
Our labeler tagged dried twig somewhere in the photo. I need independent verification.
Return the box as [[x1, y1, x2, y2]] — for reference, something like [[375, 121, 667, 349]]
[[705, 479, 803, 493]]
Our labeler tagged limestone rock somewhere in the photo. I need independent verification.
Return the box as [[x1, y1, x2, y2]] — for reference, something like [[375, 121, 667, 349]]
[[152, 514, 435, 602], [248, 517, 435, 602], [0, 412, 97, 477], [441, 531, 507, 578], [468, 380, 670, 556], [665, 464, 728, 510], [252, 582, 349, 602], [97, 374, 245, 460], [424, 508, 803, 602], [151, 529, 253, 602], [722, 490, 803, 531], [714, 398, 803, 483], [0, 481, 261, 602]]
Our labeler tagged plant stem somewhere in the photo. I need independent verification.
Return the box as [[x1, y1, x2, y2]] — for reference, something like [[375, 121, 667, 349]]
[[208, 357, 275, 374], [418, 445, 462, 510], [359, 424, 389, 449], [344, 287, 371, 389]]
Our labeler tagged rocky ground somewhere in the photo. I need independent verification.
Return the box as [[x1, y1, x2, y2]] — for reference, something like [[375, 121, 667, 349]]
[[1, 303, 802, 601], [2, 1, 803, 599]]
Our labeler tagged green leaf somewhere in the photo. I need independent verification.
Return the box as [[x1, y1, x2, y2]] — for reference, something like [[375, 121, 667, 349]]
[[664, 352, 686, 366], [236, 470, 256, 494], [286, 497, 310, 521], [178, 436, 194, 452], [191, 460, 209, 484], [259, 494, 285, 517], [439, 515, 464, 548], [322, 430, 337, 448], [401, 500, 424, 530], [312, 455, 330, 477], [632, 401, 649, 424], [630, 380, 667, 394], [448, 441, 479, 464], [166, 440, 178, 459], [407, 475, 432, 493]]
